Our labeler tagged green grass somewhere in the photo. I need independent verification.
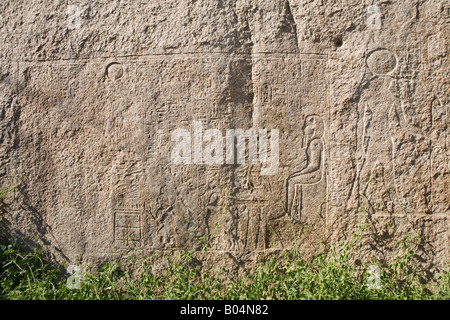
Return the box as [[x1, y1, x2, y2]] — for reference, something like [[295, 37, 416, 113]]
[[1, 237, 449, 300]]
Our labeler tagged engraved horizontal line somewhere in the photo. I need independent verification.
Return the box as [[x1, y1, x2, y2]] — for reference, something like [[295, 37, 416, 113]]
[[87, 248, 301, 255], [114, 241, 141, 243], [357, 213, 449, 218], [113, 209, 143, 213], [18, 51, 330, 63]]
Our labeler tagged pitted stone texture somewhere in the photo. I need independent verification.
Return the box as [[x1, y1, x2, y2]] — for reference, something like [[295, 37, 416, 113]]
[[0, 0, 448, 276]]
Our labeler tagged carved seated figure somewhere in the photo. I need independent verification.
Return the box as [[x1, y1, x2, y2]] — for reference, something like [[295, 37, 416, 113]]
[[286, 115, 325, 220]]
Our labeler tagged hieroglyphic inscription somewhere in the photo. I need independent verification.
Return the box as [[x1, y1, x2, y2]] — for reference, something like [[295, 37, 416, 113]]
[[20, 52, 332, 252], [114, 206, 142, 245]]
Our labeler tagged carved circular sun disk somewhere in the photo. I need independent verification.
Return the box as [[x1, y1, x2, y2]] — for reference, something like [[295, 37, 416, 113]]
[[106, 62, 124, 80], [366, 49, 398, 75]]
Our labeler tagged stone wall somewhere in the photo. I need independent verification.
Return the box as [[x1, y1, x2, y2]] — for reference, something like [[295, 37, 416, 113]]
[[0, 0, 448, 275]]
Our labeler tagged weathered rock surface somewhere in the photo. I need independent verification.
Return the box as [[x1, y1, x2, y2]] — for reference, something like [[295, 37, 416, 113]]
[[0, 0, 448, 275]]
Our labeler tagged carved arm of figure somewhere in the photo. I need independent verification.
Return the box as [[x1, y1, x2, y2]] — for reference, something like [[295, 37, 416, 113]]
[[288, 138, 323, 179]]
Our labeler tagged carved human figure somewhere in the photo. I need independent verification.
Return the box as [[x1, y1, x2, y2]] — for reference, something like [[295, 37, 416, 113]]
[[286, 115, 325, 220], [355, 48, 433, 215], [387, 79, 433, 214], [354, 48, 399, 214]]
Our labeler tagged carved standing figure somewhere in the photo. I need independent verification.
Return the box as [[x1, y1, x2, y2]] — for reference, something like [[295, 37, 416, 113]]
[[286, 115, 325, 220]]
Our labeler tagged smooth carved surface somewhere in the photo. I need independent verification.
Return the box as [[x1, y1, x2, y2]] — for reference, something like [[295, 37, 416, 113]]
[[0, 0, 448, 275]]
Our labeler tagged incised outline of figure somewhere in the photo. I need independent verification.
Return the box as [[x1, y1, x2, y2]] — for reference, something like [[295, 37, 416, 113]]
[[354, 48, 399, 214], [286, 115, 325, 221], [355, 47, 434, 215]]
